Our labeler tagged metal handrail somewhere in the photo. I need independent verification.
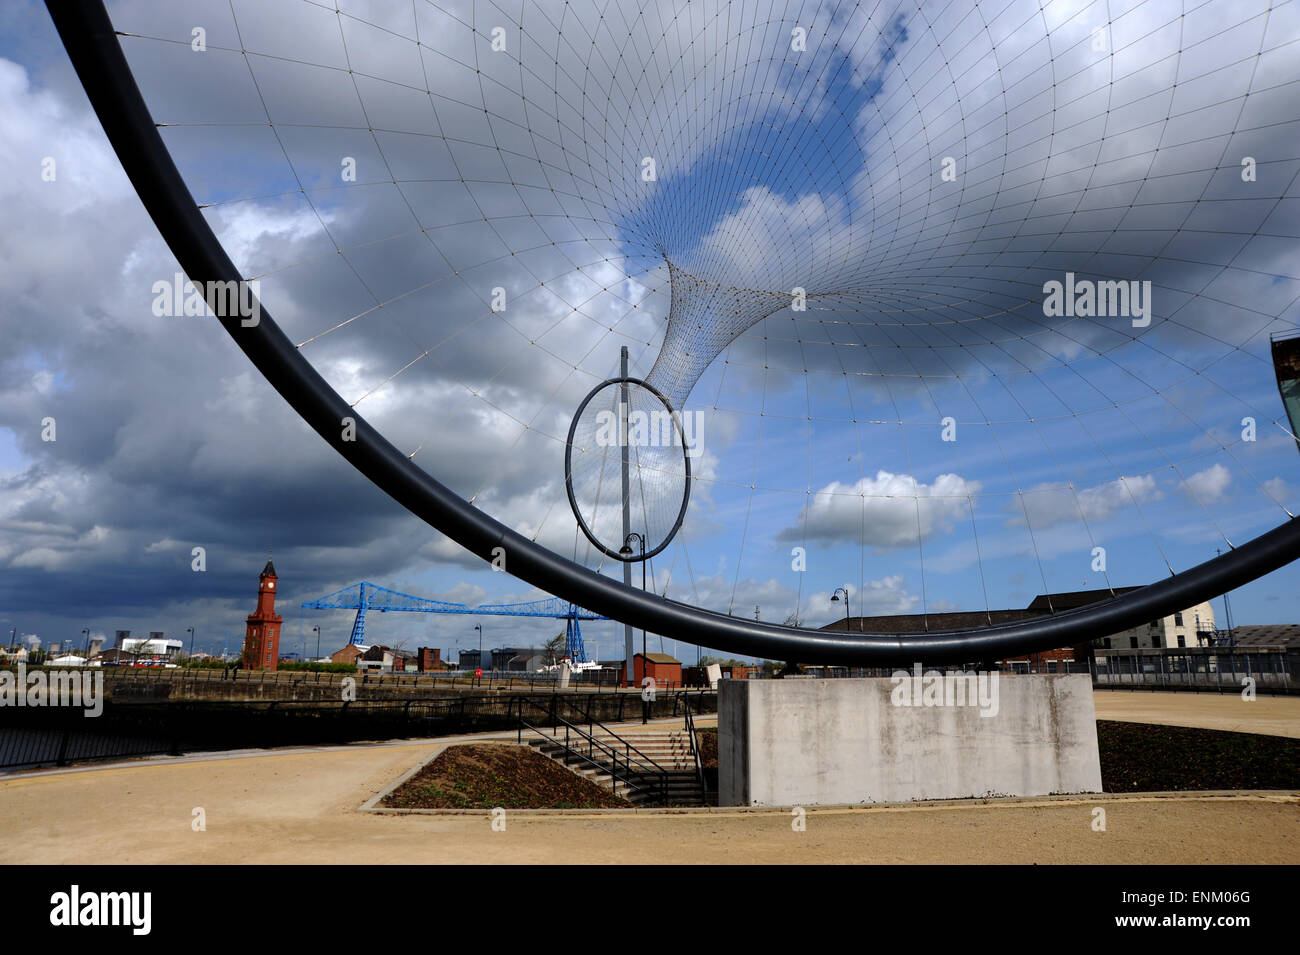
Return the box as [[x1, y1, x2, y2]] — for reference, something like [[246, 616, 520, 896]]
[[518, 697, 671, 776], [515, 698, 672, 803], [516, 717, 661, 802], [573, 708, 673, 774], [680, 696, 707, 800]]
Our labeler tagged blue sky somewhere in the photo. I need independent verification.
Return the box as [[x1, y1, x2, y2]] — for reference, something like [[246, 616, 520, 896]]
[[3, 0, 1300, 662]]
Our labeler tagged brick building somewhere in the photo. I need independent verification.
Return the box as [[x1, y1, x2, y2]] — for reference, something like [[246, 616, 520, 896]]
[[241, 560, 283, 671], [634, 652, 681, 688], [331, 644, 364, 666]]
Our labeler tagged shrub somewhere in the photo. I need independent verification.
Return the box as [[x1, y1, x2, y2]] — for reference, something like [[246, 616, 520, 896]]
[[277, 660, 358, 673]]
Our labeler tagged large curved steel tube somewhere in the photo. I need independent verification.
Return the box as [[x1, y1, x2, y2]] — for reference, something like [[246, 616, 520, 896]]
[[48, 0, 1300, 665]]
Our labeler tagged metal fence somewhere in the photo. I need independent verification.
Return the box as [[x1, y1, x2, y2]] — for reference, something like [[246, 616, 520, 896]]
[[718, 649, 1295, 693], [0, 726, 178, 770], [0, 689, 717, 771], [1090, 648, 1293, 691], [57, 666, 629, 692]]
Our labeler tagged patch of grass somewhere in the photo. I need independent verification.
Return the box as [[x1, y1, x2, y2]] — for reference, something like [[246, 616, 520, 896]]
[[1098, 720, 1300, 793], [381, 743, 631, 809]]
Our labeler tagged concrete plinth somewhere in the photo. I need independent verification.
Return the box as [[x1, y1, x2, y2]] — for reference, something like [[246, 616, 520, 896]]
[[719, 674, 1102, 806]]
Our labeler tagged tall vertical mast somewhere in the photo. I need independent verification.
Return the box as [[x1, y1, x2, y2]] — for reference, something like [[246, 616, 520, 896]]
[[620, 346, 633, 684]]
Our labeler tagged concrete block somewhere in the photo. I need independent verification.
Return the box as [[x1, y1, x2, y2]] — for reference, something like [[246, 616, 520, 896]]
[[719, 674, 1101, 806]]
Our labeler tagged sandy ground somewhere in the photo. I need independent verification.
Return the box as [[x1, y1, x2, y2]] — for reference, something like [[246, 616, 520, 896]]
[[1, 736, 1294, 864], [2, 695, 1295, 864], [1093, 690, 1300, 739]]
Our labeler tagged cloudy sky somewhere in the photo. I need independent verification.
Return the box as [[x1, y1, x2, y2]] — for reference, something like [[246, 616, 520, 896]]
[[3, 0, 1300, 661]]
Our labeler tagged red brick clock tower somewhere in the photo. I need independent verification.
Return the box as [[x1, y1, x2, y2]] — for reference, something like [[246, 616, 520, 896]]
[[241, 559, 283, 670]]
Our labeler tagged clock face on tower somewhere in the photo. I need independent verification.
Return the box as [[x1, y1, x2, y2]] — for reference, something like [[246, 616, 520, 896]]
[[267, 581, 274, 589]]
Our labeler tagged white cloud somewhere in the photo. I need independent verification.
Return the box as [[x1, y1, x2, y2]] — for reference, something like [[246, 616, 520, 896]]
[[854, 574, 920, 616], [1014, 475, 1161, 529], [11, 525, 112, 572], [695, 186, 847, 292], [780, 470, 980, 548], [1181, 463, 1232, 503], [1263, 477, 1290, 506], [432, 581, 488, 607], [144, 538, 185, 553]]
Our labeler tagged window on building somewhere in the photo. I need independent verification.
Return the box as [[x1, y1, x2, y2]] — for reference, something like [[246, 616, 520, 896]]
[[1177, 633, 1186, 647], [1129, 637, 1139, 649], [1175, 612, 1184, 626], [1103, 638, 1111, 649]]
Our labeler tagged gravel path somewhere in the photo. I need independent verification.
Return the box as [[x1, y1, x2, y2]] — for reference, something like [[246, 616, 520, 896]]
[[2, 708, 1296, 864]]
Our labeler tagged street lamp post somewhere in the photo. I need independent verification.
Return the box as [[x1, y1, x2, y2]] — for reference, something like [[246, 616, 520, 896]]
[[474, 624, 483, 682], [186, 626, 196, 663], [81, 628, 90, 662], [620, 532, 647, 676], [312, 626, 321, 662], [831, 587, 851, 630]]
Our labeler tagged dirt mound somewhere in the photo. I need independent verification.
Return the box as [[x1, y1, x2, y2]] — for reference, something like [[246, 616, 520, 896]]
[[381, 743, 630, 809], [1099, 720, 1300, 792]]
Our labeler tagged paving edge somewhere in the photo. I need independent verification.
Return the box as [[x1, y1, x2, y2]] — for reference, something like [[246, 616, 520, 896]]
[[359, 741, 456, 811]]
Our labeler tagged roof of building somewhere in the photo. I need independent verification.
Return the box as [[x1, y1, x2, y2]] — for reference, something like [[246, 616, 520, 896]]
[[1230, 625, 1300, 648], [825, 609, 1037, 633], [822, 587, 1148, 633], [1024, 587, 1140, 611], [262, 559, 277, 577], [360, 644, 418, 660], [636, 652, 680, 664]]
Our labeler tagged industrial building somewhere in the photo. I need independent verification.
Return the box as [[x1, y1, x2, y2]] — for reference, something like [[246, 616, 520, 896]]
[[821, 587, 1220, 662]]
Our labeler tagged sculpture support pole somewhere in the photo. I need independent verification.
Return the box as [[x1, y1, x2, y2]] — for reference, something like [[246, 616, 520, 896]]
[[620, 346, 633, 686]]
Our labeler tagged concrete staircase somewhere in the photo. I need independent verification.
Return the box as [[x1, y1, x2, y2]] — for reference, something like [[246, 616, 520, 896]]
[[525, 728, 706, 806]]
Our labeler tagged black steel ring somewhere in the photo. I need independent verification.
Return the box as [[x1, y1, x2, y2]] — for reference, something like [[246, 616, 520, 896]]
[[563, 376, 692, 563]]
